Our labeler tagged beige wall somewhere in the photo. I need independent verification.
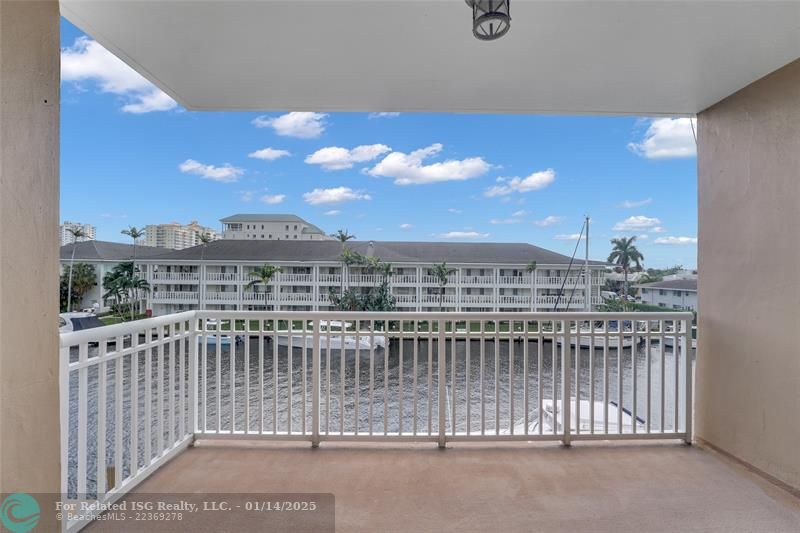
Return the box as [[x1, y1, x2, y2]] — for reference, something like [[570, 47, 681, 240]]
[[0, 0, 61, 502], [697, 59, 800, 491]]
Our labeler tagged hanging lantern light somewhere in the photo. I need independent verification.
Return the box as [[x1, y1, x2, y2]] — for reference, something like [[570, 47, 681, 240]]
[[465, 0, 511, 41]]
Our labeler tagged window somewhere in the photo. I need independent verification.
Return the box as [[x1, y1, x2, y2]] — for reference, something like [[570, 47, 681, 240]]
[[269, 234, 272, 239], [294, 225, 298, 230], [285, 234, 289, 239], [285, 225, 289, 230], [659, 289, 666, 296], [294, 235, 297, 239], [261, 235, 264, 238]]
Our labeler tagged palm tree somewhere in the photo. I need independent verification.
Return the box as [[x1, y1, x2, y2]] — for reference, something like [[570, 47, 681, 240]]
[[607, 236, 644, 302], [65, 227, 88, 312], [526, 260, 537, 280], [121, 226, 145, 320], [246, 264, 282, 308], [432, 262, 457, 310], [331, 229, 355, 294], [198, 232, 213, 261], [340, 247, 363, 293]]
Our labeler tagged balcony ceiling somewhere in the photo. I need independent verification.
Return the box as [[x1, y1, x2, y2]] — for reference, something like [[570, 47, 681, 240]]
[[60, 0, 800, 115]]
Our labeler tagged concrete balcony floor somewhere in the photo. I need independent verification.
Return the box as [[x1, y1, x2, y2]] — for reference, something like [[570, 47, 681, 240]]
[[88, 441, 800, 532]]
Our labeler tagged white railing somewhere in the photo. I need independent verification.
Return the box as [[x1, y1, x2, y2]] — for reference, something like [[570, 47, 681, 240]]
[[151, 291, 199, 302], [318, 273, 341, 284], [348, 274, 382, 285], [279, 292, 314, 302], [462, 294, 494, 304], [151, 272, 199, 282], [61, 310, 692, 532], [498, 275, 530, 285], [461, 275, 495, 285], [393, 274, 418, 284], [499, 295, 531, 305], [280, 273, 314, 283], [205, 291, 240, 302], [60, 312, 197, 533], [420, 275, 457, 285], [420, 294, 457, 305], [242, 292, 273, 302], [206, 272, 238, 282], [395, 294, 417, 304]]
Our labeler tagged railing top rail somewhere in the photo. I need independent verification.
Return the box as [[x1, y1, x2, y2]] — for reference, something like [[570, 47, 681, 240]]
[[193, 310, 694, 321], [59, 311, 196, 347]]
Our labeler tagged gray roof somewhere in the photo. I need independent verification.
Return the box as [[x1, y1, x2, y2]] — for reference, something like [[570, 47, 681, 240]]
[[60, 240, 171, 261], [635, 279, 697, 291], [138, 239, 608, 266], [220, 214, 309, 223]]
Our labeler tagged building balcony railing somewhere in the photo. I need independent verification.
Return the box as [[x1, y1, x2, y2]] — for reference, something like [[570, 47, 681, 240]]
[[318, 273, 341, 284], [206, 272, 238, 282], [150, 291, 199, 302], [278, 292, 314, 302], [151, 272, 199, 282], [392, 274, 417, 284], [205, 291, 240, 303], [242, 292, 273, 303], [394, 294, 417, 304], [498, 295, 531, 305], [280, 273, 314, 283], [461, 294, 494, 304], [535, 276, 605, 287], [420, 275, 457, 285], [498, 275, 530, 285], [461, 275, 495, 285], [420, 294, 457, 305], [59, 310, 693, 532]]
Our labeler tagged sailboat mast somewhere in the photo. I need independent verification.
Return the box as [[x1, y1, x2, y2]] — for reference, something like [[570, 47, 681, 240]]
[[585, 215, 591, 311]]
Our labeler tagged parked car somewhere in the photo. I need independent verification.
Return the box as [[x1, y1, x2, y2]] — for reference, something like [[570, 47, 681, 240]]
[[59, 312, 105, 334]]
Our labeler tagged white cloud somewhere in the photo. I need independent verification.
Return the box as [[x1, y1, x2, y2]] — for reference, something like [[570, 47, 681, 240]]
[[613, 215, 662, 231], [619, 198, 653, 209], [436, 231, 490, 239], [240, 191, 254, 202], [511, 210, 528, 217], [483, 169, 556, 197], [179, 159, 243, 183], [368, 112, 401, 119], [248, 148, 291, 161], [490, 218, 522, 225], [651, 226, 666, 233], [252, 112, 327, 139], [323, 210, 341, 216], [400, 223, 413, 229], [533, 215, 564, 227], [305, 144, 391, 171], [260, 194, 285, 205], [303, 187, 371, 205], [654, 236, 697, 245], [366, 143, 490, 185], [448, 208, 463, 214], [628, 118, 697, 159], [554, 233, 584, 241], [61, 37, 177, 114]]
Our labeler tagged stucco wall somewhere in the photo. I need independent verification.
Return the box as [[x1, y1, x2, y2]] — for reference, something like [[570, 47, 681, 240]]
[[697, 59, 800, 491], [0, 0, 61, 500]]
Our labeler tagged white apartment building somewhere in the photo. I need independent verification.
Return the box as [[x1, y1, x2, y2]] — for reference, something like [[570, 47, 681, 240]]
[[139, 240, 607, 316], [635, 279, 698, 311], [221, 214, 331, 241], [59, 221, 96, 246], [144, 220, 218, 250], [60, 240, 169, 311]]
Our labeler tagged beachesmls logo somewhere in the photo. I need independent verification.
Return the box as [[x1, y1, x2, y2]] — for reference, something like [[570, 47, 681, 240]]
[[0, 493, 40, 533]]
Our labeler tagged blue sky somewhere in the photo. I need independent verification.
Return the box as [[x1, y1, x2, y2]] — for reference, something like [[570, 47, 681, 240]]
[[60, 19, 697, 268]]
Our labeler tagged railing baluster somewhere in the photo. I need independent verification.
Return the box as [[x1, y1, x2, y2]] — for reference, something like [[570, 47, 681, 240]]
[[428, 323, 433, 437], [201, 322, 207, 433], [480, 320, 485, 436], [355, 324, 360, 435], [244, 323, 250, 435], [339, 324, 345, 435], [411, 322, 417, 436], [451, 323, 456, 436], [437, 319, 446, 448], [466, 322, 471, 436], [327, 324, 331, 436], [312, 319, 320, 447], [646, 323, 651, 434], [369, 321, 375, 436], [562, 320, 571, 446], [674, 322, 680, 433], [684, 318, 693, 444], [523, 321, 529, 435], [288, 320, 293, 435], [632, 320, 637, 434], [145, 328, 153, 464], [660, 321, 666, 433], [399, 322, 404, 436], [77, 343, 89, 497], [302, 321, 308, 435], [509, 321, 514, 435], [273, 322, 278, 434], [603, 320, 609, 435], [114, 336, 123, 490], [589, 320, 595, 434], [97, 340, 107, 497], [575, 320, 581, 436], [617, 322, 623, 434], [158, 327, 165, 453], [495, 322, 500, 436], [131, 339, 139, 476], [384, 323, 390, 436], [537, 323, 543, 436]]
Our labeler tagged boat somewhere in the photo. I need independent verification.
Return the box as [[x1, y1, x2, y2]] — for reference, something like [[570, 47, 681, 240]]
[[59, 312, 105, 334], [506, 399, 645, 435], [277, 321, 386, 351]]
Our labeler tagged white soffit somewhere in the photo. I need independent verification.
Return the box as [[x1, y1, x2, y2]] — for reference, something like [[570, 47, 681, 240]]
[[61, 0, 800, 115]]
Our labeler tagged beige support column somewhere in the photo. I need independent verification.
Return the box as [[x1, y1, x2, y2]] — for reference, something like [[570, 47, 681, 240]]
[[0, 0, 61, 499], [697, 58, 800, 492]]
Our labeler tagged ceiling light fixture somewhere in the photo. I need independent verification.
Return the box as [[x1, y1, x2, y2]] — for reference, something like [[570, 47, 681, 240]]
[[465, 0, 511, 41]]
